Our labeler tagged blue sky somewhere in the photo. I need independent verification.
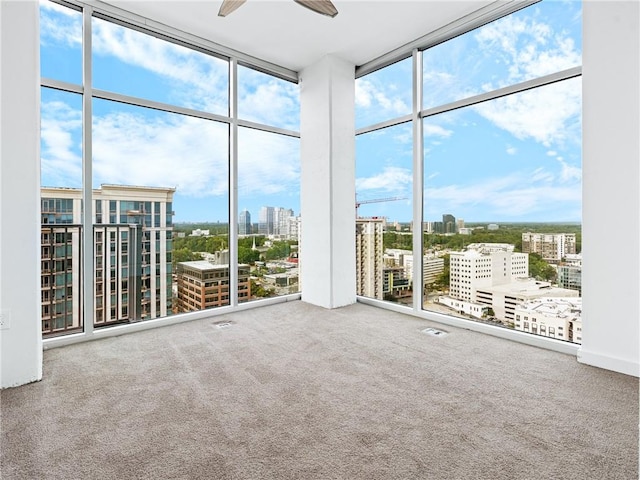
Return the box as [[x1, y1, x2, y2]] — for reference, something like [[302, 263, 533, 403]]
[[40, 0, 581, 224], [355, 0, 582, 223]]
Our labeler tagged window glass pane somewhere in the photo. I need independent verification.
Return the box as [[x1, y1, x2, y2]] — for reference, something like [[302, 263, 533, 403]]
[[422, 0, 582, 110], [422, 77, 582, 343], [238, 127, 300, 302], [238, 66, 300, 130], [92, 17, 228, 116], [356, 123, 413, 305], [40, 1, 82, 85], [355, 57, 412, 129], [41, 87, 83, 337], [92, 98, 229, 325]]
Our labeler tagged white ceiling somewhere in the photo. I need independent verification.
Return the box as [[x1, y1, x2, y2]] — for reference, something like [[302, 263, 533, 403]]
[[105, 0, 495, 72]]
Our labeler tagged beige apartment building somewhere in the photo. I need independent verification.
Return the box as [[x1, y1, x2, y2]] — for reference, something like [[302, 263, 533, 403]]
[[355, 218, 385, 299], [521, 232, 577, 263]]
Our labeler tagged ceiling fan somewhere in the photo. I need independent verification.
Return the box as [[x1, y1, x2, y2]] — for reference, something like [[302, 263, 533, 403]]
[[218, 0, 338, 18]]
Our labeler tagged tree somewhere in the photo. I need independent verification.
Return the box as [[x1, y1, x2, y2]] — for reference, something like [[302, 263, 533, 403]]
[[264, 241, 291, 260], [238, 246, 260, 264], [250, 279, 275, 298], [528, 253, 557, 282], [173, 247, 201, 263], [384, 232, 412, 250], [431, 254, 450, 291]]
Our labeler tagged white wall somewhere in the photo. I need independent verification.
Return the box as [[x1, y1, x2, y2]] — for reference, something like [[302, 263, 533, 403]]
[[299, 55, 356, 308], [0, 0, 43, 388], [580, 1, 639, 376]]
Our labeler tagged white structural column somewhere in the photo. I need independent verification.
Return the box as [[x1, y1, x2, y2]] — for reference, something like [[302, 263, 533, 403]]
[[299, 55, 356, 308], [580, 1, 639, 377], [0, 0, 43, 387]]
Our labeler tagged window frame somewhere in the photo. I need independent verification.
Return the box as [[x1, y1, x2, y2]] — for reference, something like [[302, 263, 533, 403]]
[[41, 0, 301, 348], [354, 0, 582, 356]]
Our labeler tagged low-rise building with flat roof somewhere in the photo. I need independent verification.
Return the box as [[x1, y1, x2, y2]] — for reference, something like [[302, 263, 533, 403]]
[[175, 261, 251, 312]]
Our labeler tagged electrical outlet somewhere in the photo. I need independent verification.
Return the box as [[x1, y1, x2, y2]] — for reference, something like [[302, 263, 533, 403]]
[[0, 310, 11, 330]]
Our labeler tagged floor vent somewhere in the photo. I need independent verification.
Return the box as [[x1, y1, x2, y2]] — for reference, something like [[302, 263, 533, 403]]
[[422, 327, 448, 337], [213, 321, 233, 329]]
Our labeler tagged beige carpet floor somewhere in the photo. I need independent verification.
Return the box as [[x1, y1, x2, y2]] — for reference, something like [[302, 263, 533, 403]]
[[1, 301, 638, 479]]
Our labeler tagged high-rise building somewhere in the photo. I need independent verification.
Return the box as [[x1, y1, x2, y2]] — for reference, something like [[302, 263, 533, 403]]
[[41, 185, 175, 337], [449, 243, 528, 303], [275, 207, 293, 237], [286, 215, 301, 242], [258, 206, 275, 235], [239, 209, 251, 235], [258, 206, 298, 239], [40, 196, 81, 336], [521, 232, 577, 263], [355, 218, 384, 299], [175, 261, 251, 311], [442, 214, 456, 234]]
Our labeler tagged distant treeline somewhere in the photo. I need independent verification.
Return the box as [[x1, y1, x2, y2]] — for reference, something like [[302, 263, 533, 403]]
[[384, 223, 582, 253]]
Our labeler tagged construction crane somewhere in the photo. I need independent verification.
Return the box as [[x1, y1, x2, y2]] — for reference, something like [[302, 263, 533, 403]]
[[355, 196, 407, 217]]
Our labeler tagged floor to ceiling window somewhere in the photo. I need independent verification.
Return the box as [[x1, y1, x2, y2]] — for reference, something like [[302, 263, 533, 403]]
[[40, 2, 83, 337], [356, 0, 582, 345], [39, 0, 300, 340], [355, 57, 414, 306], [236, 65, 300, 303]]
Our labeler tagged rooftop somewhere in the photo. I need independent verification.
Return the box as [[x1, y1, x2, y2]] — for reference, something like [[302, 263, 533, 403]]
[[520, 297, 582, 318], [488, 278, 579, 298]]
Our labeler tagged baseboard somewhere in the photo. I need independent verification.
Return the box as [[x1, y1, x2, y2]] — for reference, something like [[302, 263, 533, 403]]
[[577, 348, 640, 377]]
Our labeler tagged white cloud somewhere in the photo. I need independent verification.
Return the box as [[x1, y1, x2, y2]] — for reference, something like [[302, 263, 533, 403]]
[[531, 167, 554, 183], [39, 0, 82, 47], [355, 79, 410, 121], [237, 128, 300, 198], [473, 77, 581, 147], [42, 96, 299, 201], [41, 100, 82, 187], [238, 74, 299, 130], [356, 166, 412, 195], [41, 11, 298, 127], [475, 14, 580, 86], [91, 19, 228, 112], [424, 170, 580, 219], [557, 159, 581, 183], [417, 10, 583, 150], [424, 123, 453, 138], [506, 146, 517, 155], [89, 109, 298, 200], [92, 112, 228, 197], [547, 150, 557, 156]]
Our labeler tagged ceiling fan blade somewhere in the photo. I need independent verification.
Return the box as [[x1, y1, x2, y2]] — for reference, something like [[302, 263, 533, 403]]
[[218, 0, 247, 17], [293, 0, 338, 18]]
